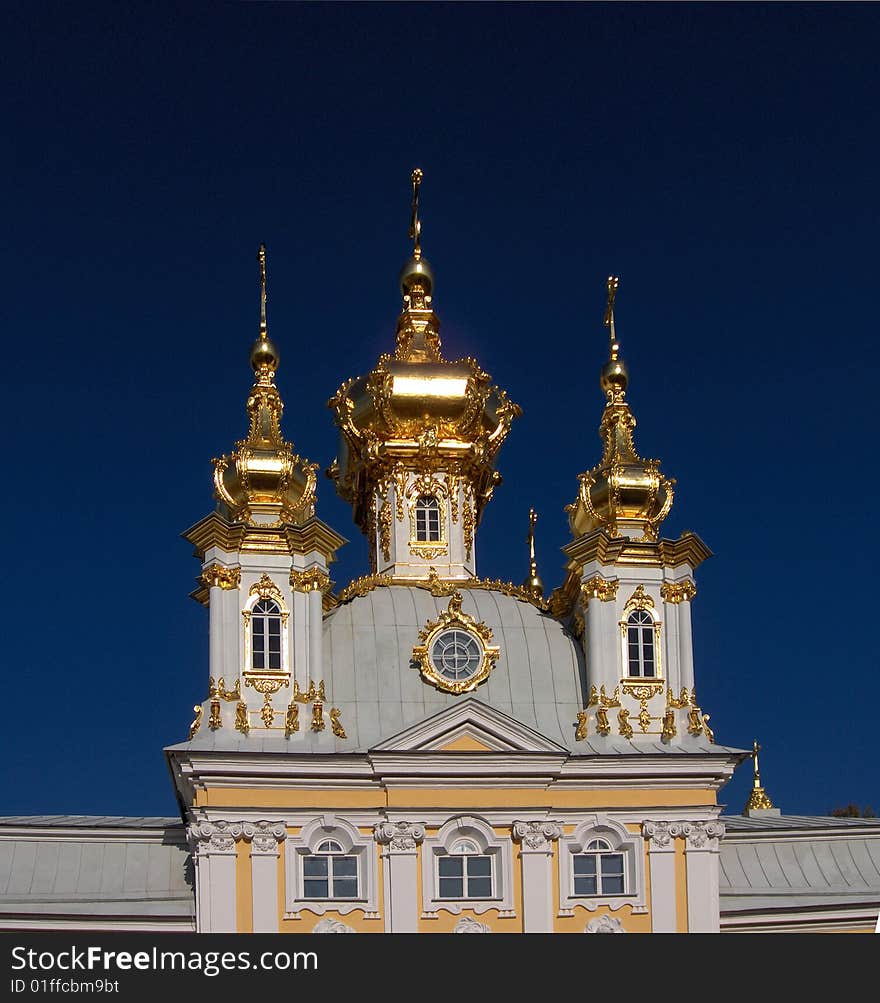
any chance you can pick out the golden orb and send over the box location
[400,254,434,295]
[250,336,279,374]
[600,357,628,397]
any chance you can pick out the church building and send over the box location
[2,172,878,934]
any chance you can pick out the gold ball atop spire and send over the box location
[250,335,279,376]
[600,357,628,398]
[411,167,424,185]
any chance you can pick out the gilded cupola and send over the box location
[328,170,520,578]
[567,277,675,543]
[212,245,318,527]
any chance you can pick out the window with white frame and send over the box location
[626,608,656,678]
[421,816,514,916]
[285,817,378,919]
[251,597,282,671]
[558,816,646,915]
[302,839,359,899]
[415,495,442,542]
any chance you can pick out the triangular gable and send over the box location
[371,698,568,755]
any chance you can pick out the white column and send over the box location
[243,821,286,933]
[664,601,681,694]
[190,821,242,933]
[513,821,563,932]
[684,821,724,933]
[308,586,323,683]
[292,590,310,690]
[643,821,686,933]
[678,599,695,693]
[586,599,615,691]
[374,821,425,933]
[208,585,223,682]
[223,587,240,682]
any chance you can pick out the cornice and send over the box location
[182,513,347,563]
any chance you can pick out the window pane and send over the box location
[268,618,280,636]
[333,856,357,878]
[252,650,265,669]
[438,876,463,898]
[438,857,463,878]
[467,876,492,898]
[331,877,358,898]
[253,619,265,635]
[303,857,328,878]
[467,856,491,878]
[268,652,281,670]
[600,854,625,894]
[574,874,598,895]
[573,855,597,877]
[303,878,329,897]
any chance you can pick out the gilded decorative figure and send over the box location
[330,707,347,739]
[208,697,221,731]
[661,708,677,741]
[188,705,203,740]
[596,706,611,736]
[311,700,325,732]
[576,710,589,741]
[260,692,275,729]
[285,701,299,737]
[618,707,633,739]
[235,701,249,735]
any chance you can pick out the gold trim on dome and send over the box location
[660,579,697,604]
[289,567,330,593]
[412,592,500,695]
[334,569,550,611]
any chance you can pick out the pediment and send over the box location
[371,699,568,755]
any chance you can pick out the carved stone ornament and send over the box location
[642,820,688,850]
[512,820,564,852]
[685,820,725,850]
[312,918,356,934]
[189,820,243,854]
[585,915,626,934]
[374,821,426,851]
[242,821,287,854]
[454,916,492,933]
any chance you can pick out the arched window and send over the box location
[415,495,442,542]
[251,598,282,671]
[626,609,655,678]
[302,839,359,899]
[437,838,493,899]
[572,838,626,896]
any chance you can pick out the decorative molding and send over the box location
[374,821,426,852]
[585,915,626,933]
[623,584,655,613]
[660,579,697,604]
[312,918,356,934]
[558,816,647,915]
[248,574,283,602]
[289,567,330,593]
[242,821,287,854]
[454,917,492,933]
[188,820,242,855]
[580,575,618,604]
[334,569,549,611]
[200,564,241,590]
[685,821,725,851]
[512,820,563,852]
[642,820,688,850]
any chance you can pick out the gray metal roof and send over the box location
[0,821,193,923]
[722,814,880,832]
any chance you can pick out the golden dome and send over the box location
[212,246,317,527]
[566,277,674,542]
[328,170,520,535]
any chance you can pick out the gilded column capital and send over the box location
[290,567,331,593]
[512,820,564,852]
[684,820,725,851]
[188,820,243,855]
[642,820,689,851]
[580,575,618,605]
[374,821,426,852]
[660,579,697,604]
[241,820,287,854]
[200,564,241,591]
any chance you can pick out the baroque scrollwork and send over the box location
[660,579,697,604]
[374,821,426,851]
[242,821,287,854]
[512,820,563,851]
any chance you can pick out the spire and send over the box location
[409,167,423,258]
[566,276,675,542]
[396,167,439,361]
[212,245,318,526]
[743,739,777,814]
[523,508,544,598]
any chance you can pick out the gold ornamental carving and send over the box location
[289,567,330,593]
[618,707,633,739]
[284,701,299,737]
[200,564,241,591]
[660,579,697,604]
[245,674,290,695]
[210,677,240,701]
[260,692,275,729]
[188,705,203,740]
[249,574,283,602]
[575,710,589,741]
[462,495,475,562]
[208,698,221,731]
[624,585,655,613]
[409,544,447,560]
[293,679,325,703]
[235,701,249,735]
[666,686,690,709]
[412,591,500,695]
[330,707,347,739]
[595,706,611,736]
[661,708,677,741]
[379,497,393,562]
[311,700,326,732]
[581,576,618,604]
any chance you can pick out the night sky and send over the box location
[3,4,877,819]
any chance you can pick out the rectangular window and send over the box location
[303,855,358,899]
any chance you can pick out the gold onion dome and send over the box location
[567,277,675,542]
[328,169,521,532]
[212,245,318,526]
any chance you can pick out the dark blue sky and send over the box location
[3,4,877,818]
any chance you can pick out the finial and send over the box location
[523,507,544,598]
[258,243,268,335]
[604,275,620,360]
[743,738,776,814]
[409,168,424,258]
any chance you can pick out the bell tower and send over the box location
[556,278,714,745]
[183,246,346,739]
[328,170,521,581]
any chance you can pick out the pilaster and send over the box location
[512,820,563,933]
[374,821,426,933]
[242,821,286,933]
[188,821,242,933]
[684,821,724,933]
[642,820,686,933]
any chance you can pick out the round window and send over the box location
[430,629,482,682]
